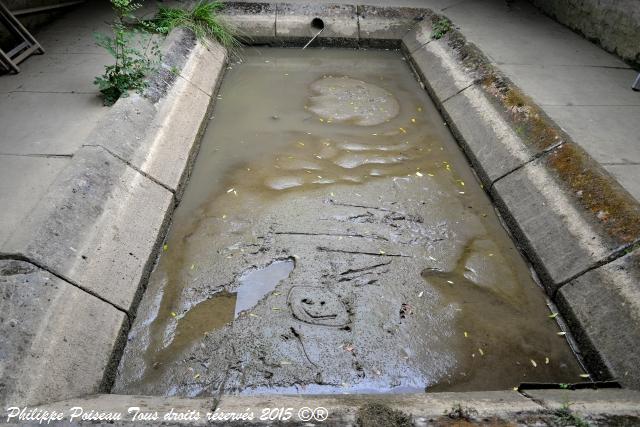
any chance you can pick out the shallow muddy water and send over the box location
[115,48,584,396]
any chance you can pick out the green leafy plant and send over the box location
[94,0,160,105]
[431,18,452,40]
[554,403,589,427]
[141,1,240,50]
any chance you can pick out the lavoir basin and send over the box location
[114,48,585,397]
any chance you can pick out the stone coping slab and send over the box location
[35,389,640,425]
[0,260,127,407]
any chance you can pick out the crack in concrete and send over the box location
[275,231,389,241]
[317,246,410,258]
[84,143,176,195]
[339,261,392,276]
[0,253,129,316]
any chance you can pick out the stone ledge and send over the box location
[556,251,640,389]
[37,390,640,424]
[87,30,228,197]
[0,145,173,312]
[0,260,127,407]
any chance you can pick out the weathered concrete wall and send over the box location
[529,0,640,66]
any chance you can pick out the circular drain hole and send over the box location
[310,17,325,32]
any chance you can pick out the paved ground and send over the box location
[0,0,167,246]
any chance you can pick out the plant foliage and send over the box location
[94,0,159,105]
[431,18,452,40]
[142,1,240,49]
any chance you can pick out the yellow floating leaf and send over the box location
[163,244,168,252]
[249,313,260,318]
[272,307,282,311]
[416,171,423,177]
[170,311,177,317]
[579,374,590,378]
[194,373,200,379]
[190,264,195,270]
[226,188,234,193]
[464,331,469,338]
[399,127,407,134]
[557,331,566,336]
[417,107,422,112]
[549,313,559,319]
[531,359,537,368]
[411,118,416,123]
[478,348,484,356]
[545,357,550,364]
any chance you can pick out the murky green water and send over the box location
[115,48,584,396]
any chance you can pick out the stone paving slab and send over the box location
[543,105,640,165]
[0,155,69,246]
[0,52,111,94]
[0,92,105,156]
[603,165,640,202]
[556,251,640,389]
[0,146,173,312]
[500,64,640,107]
[0,259,127,407]
[442,0,630,68]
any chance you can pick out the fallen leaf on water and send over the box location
[464,331,469,338]
[417,106,423,112]
[399,127,407,134]
[249,313,260,318]
[479,348,484,356]
[418,291,424,297]
[163,244,168,252]
[170,311,177,318]
[579,374,590,378]
[549,313,559,319]
[194,374,200,379]
[513,387,518,391]
[379,250,386,254]
[226,188,234,193]
[272,307,282,311]
[545,357,550,364]
[190,264,195,270]
[411,118,416,123]
[416,172,423,177]
[531,359,537,368]
[557,332,566,336]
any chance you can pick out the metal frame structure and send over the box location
[0,0,44,73]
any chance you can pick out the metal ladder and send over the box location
[0,0,44,73]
